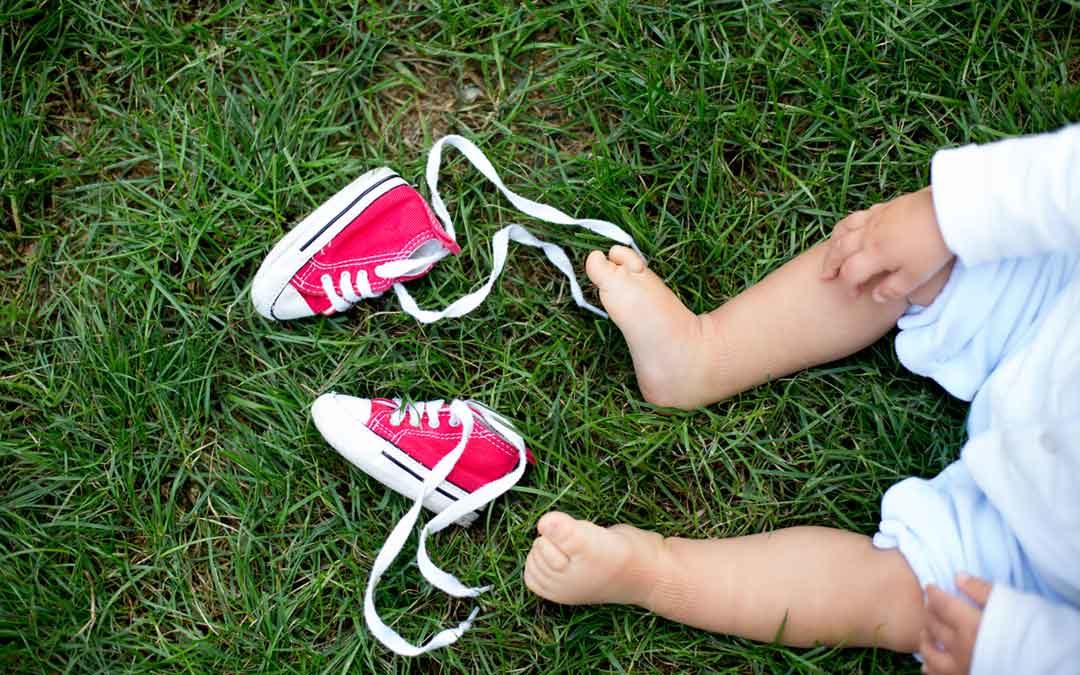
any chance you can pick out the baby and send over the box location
[524,124,1080,674]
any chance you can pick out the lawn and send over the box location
[2,1,1077,672]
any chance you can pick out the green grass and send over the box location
[2,1,1077,672]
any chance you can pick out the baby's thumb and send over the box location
[957,573,992,608]
[871,270,916,304]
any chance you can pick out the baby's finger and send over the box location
[957,573,992,608]
[871,269,918,304]
[926,611,956,651]
[833,209,870,235]
[821,212,868,279]
[837,250,889,297]
[919,628,956,675]
[927,584,981,630]
[821,232,857,280]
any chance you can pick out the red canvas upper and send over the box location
[289,185,460,315]
[365,398,535,493]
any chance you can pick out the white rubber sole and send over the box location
[311,394,478,527]
[251,167,408,320]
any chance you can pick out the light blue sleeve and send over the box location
[931,124,1080,265]
[972,584,1080,675]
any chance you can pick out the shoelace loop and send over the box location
[387,398,460,429]
[392,135,644,324]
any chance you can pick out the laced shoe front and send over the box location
[251,168,460,320]
[312,393,534,524]
[311,393,534,656]
[252,135,642,324]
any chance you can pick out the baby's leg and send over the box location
[590,243,952,409]
[524,513,923,652]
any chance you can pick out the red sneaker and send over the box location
[312,393,535,656]
[251,167,460,320]
[311,393,533,526]
[252,135,643,325]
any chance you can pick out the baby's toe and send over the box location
[537,511,589,557]
[524,550,556,598]
[523,552,542,591]
[585,250,617,287]
[533,536,570,571]
[607,245,645,272]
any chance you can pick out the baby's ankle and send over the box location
[634,534,690,615]
[633,313,713,409]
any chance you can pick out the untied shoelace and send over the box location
[321,135,644,322]
[364,399,528,656]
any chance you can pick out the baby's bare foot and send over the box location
[524,512,666,607]
[587,246,711,409]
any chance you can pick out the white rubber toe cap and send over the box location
[251,270,314,320]
[268,284,316,320]
[312,393,372,445]
[250,273,278,320]
[250,252,309,320]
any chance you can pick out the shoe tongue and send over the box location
[467,401,526,452]
[374,240,450,279]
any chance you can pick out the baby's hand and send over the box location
[821,187,954,303]
[920,574,993,675]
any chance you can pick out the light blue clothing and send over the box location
[871,124,1080,674]
[894,253,1080,436]
[876,257,1079,599]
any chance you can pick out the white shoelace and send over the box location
[320,135,644,322]
[321,269,374,312]
[364,399,528,656]
[320,256,442,313]
[388,398,459,428]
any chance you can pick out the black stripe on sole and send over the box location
[380,450,471,506]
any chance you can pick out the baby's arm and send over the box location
[822,124,1080,301]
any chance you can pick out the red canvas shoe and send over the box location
[251,167,460,320]
[312,393,535,656]
[252,135,643,325]
[311,393,534,526]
